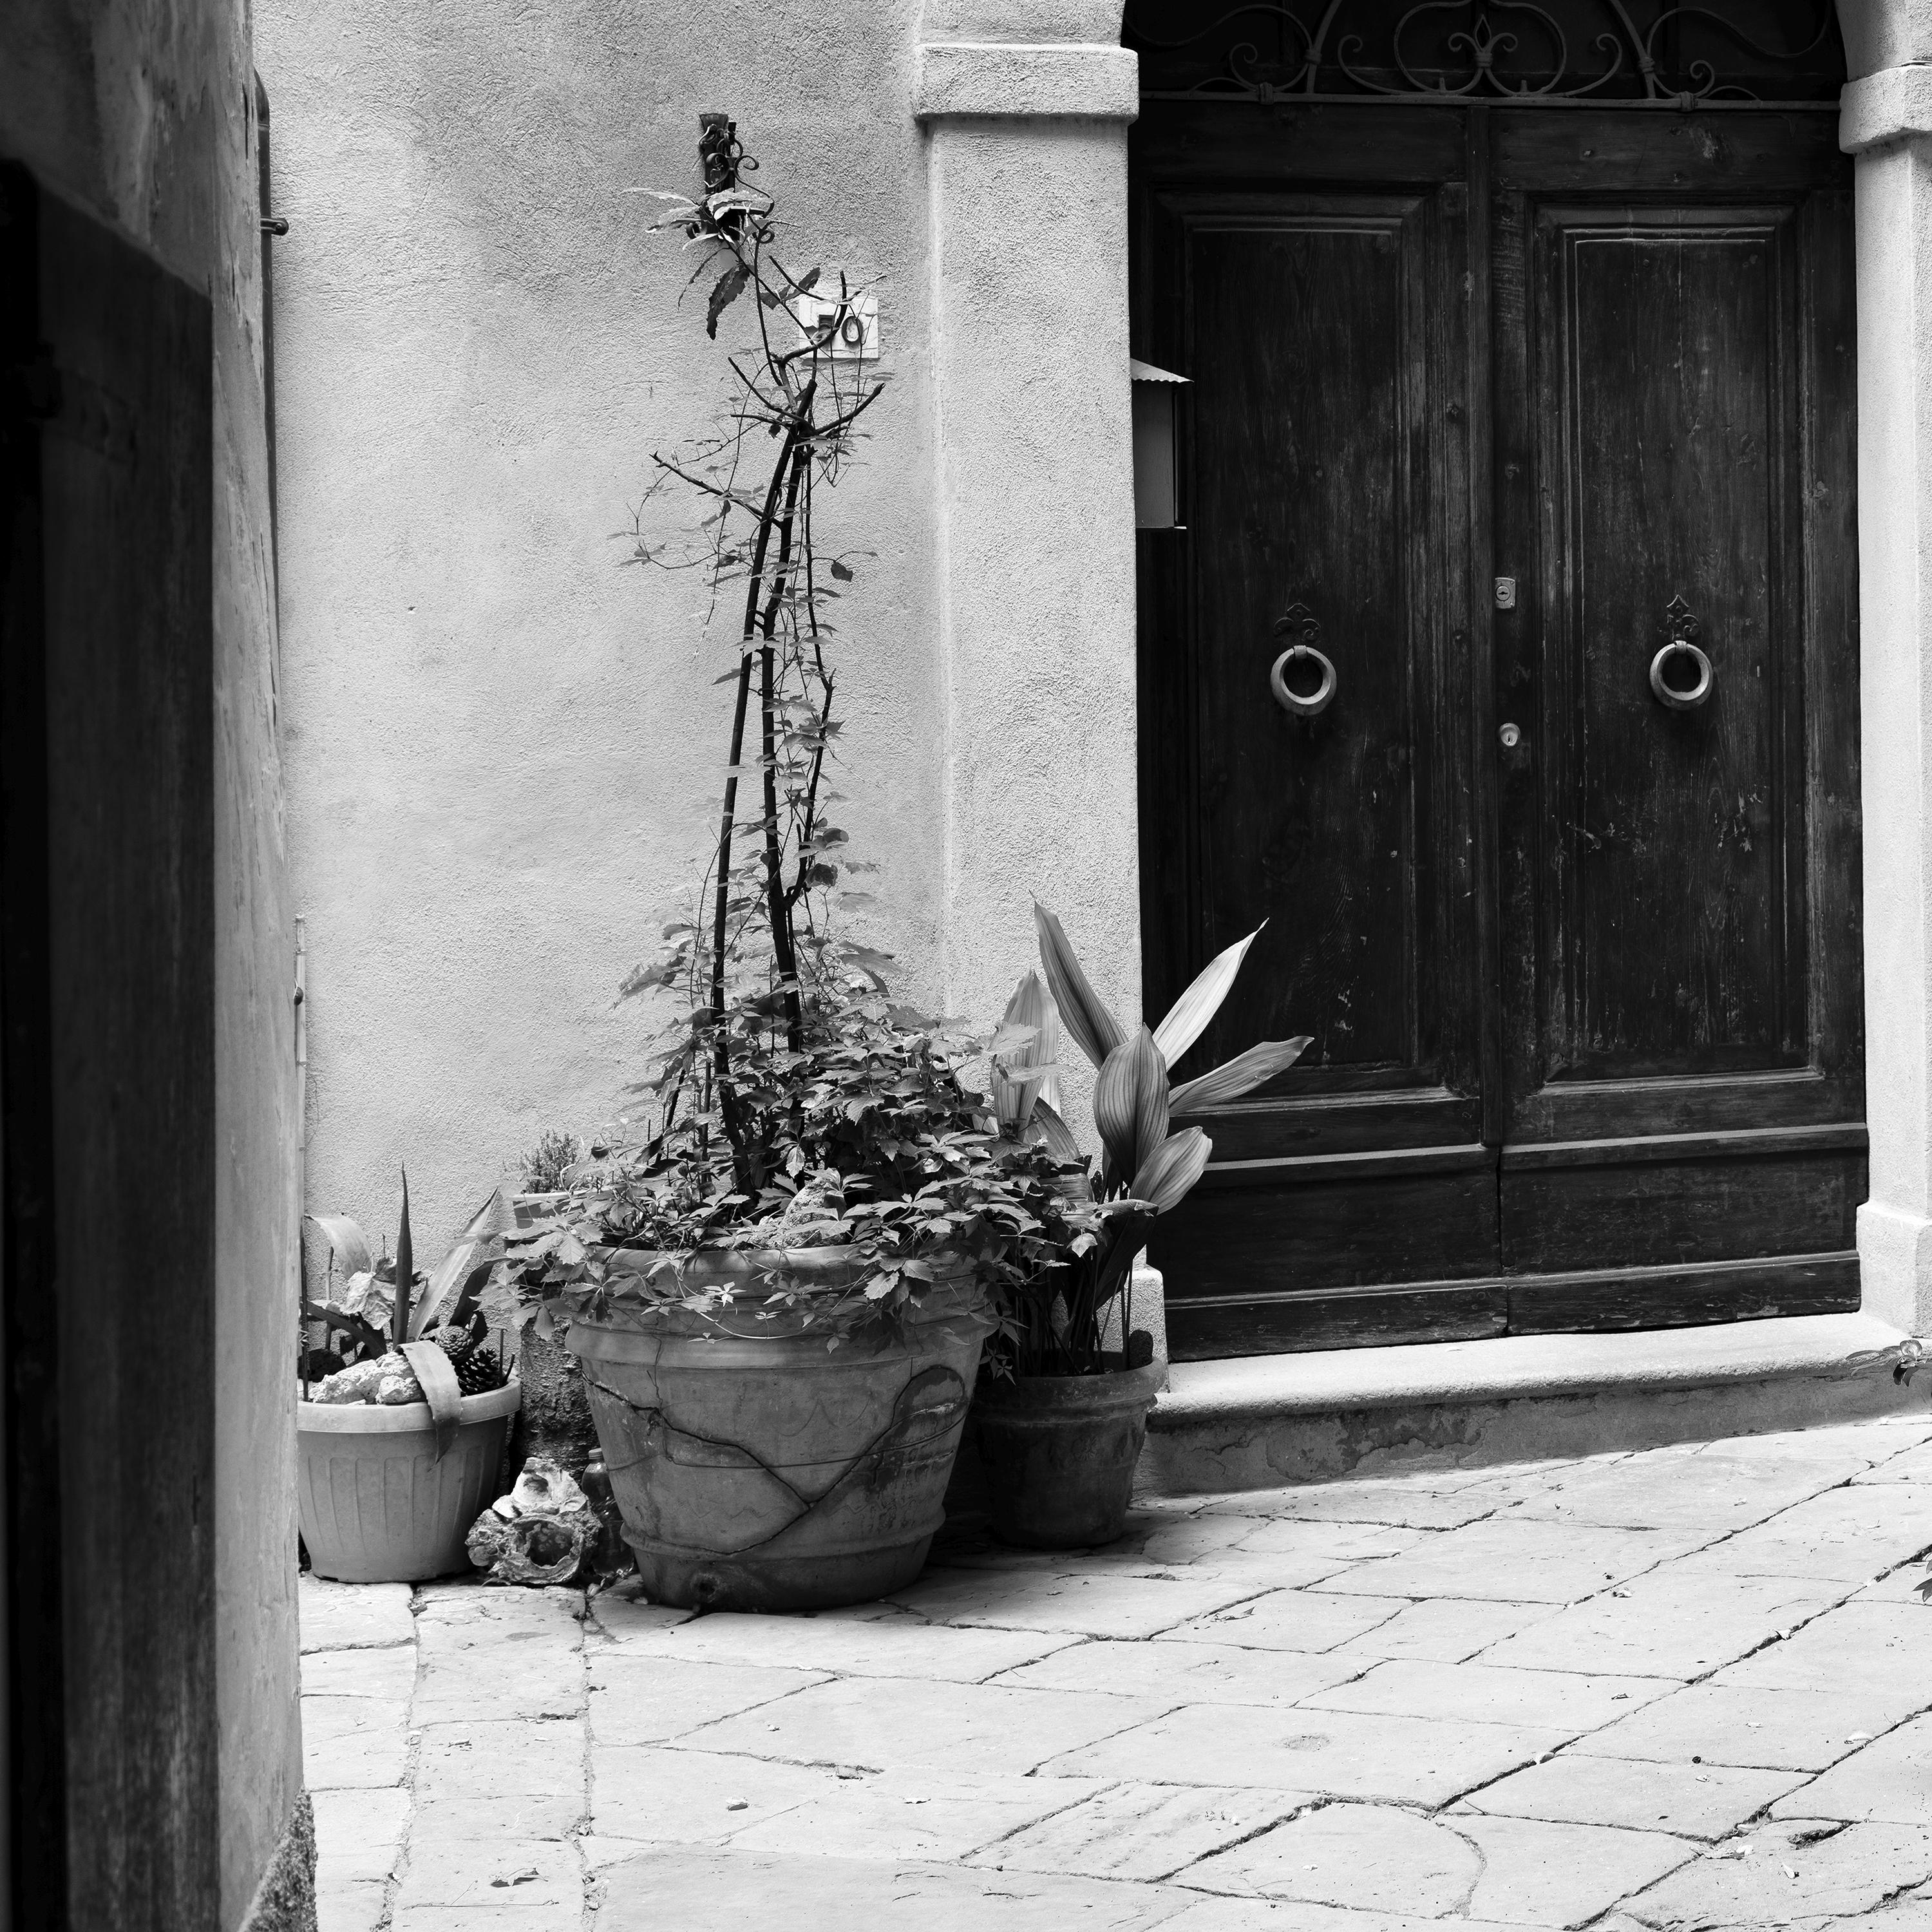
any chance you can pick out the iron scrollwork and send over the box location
[1128,0,1840,109]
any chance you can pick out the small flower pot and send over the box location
[297,1382,520,1583]
[972,1359,1165,1548]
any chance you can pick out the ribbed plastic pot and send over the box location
[297,1383,520,1583]
[973,1360,1165,1548]
[567,1251,993,1613]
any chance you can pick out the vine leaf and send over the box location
[706,264,751,339]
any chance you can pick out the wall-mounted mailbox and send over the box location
[1132,358,1188,531]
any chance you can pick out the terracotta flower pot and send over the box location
[567,1249,992,1613]
[297,1382,520,1583]
[972,1359,1165,1548]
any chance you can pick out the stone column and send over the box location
[1842,0,1932,1335]
[914,4,1142,1057]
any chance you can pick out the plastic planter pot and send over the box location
[972,1359,1166,1548]
[297,1382,520,1583]
[567,1250,994,1613]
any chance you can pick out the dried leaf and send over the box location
[303,1213,374,1278]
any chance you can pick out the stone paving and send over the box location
[303,1412,1932,1930]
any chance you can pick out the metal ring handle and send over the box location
[1649,639,1713,711]
[1271,644,1337,718]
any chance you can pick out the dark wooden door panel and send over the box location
[1133,99,1861,1359]
[1137,162,1490,1358]
[1189,204,1429,1083]
[1538,208,1804,1085]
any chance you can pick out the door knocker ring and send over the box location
[1271,645,1338,718]
[1270,601,1336,718]
[1651,595,1714,711]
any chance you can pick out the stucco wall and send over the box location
[258,0,957,1247]
[0,3,304,1925]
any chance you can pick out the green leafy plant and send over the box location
[520,1130,583,1196]
[302,1181,516,1385]
[512,123,1093,1342]
[985,905,1311,1376]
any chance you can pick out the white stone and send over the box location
[587,1846,1189,1930]
[887,1566,1269,1638]
[302,1645,417,1703]
[730,1766,1108,1862]
[1480,1567,1844,1679]
[1298,1658,1671,1734]
[587,1653,829,1747]
[591,1607,1079,1683]
[1575,1680,1929,1774]
[981,1783,1305,1885]
[315,1879,388,1932]
[1184,1803,1691,1925]
[1329,1596,1559,1664]
[299,1577,417,1654]
[392,1837,581,1911]
[1767,1714,1932,1823]
[1459,1752,1806,1841]
[1040,1702,1570,1805]
[312,1786,410,1885]
[412,1718,585,1802]
[302,1695,411,1790]
[1165,1589,1410,1654]
[681,1674,1164,1777]
[1620,1819,1932,1925]
[1316,1517,1703,1604]
[990,1635,1365,1707]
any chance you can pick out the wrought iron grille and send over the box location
[1125,0,1844,108]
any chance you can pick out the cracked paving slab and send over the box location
[301,1411,1932,1929]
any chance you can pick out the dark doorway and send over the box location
[1128,5,1862,1359]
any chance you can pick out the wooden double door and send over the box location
[1134,104,1863,1359]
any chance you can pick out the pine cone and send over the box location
[452,1348,501,1396]
[424,1317,500,1396]
[422,1321,477,1361]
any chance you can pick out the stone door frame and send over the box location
[914,0,1932,1341]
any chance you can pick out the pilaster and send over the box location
[915,10,1142,1064]
[1844,48,1932,1334]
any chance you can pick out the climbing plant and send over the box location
[512,118,1087,1332]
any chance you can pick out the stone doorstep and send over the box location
[1142,1314,1922,1495]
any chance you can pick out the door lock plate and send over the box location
[1495,576,1517,610]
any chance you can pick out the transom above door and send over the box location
[1129,44,1862,1358]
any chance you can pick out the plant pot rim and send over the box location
[974,1358,1165,1413]
[594,1242,971,1278]
[297,1379,521,1432]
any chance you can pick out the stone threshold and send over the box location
[1142,1312,1922,1495]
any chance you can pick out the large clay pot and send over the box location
[567,1250,993,1612]
[973,1359,1164,1548]
[298,1382,520,1582]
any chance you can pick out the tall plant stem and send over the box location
[710,379,816,1185]
[760,443,811,1049]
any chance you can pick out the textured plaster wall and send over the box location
[1838,0,1932,80]
[258,0,953,1248]
[0,1,304,1925]
[924,102,1140,1120]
